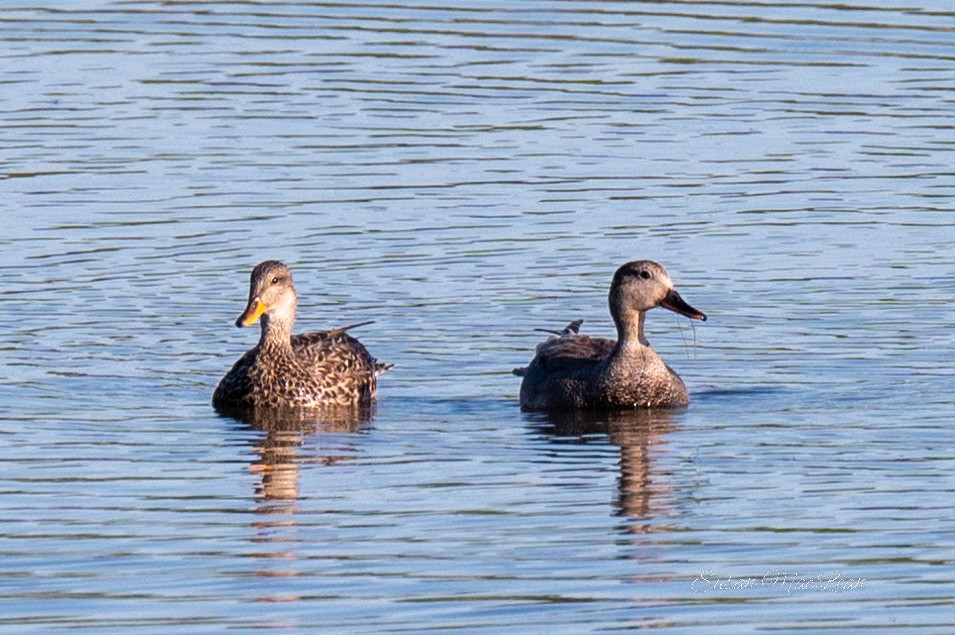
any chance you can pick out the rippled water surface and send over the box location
[2,1,954,632]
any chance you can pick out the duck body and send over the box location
[213,261,390,413]
[515,261,705,411]
[213,324,384,411]
[517,327,690,409]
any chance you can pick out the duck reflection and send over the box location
[529,409,677,533]
[225,405,373,593]
[237,404,373,503]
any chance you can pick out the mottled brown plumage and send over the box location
[213,261,391,415]
[515,261,706,410]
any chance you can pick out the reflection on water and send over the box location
[243,405,372,501]
[529,409,676,533]
[246,406,371,598]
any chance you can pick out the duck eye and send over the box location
[271,276,280,285]
[639,270,651,280]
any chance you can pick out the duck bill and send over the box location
[235,298,268,328]
[660,288,707,321]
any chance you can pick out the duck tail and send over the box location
[532,319,583,337]
[330,320,376,336]
[375,362,395,377]
[562,319,583,335]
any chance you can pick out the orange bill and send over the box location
[235,298,268,327]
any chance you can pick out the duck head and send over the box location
[609,260,706,321]
[236,260,298,329]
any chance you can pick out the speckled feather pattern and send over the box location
[212,261,390,414]
[213,328,383,410]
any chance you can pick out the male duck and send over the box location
[213,260,391,413]
[514,260,706,410]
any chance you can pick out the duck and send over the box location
[212,260,391,413]
[514,260,706,410]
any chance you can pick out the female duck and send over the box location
[515,260,706,410]
[213,261,391,413]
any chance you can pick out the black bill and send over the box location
[660,288,706,321]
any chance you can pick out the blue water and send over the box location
[2,1,954,632]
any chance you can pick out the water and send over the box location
[2,1,954,632]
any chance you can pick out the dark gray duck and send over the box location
[213,261,391,413]
[514,260,706,410]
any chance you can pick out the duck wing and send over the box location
[533,333,616,371]
[292,322,388,376]
[513,320,615,376]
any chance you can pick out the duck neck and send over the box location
[609,282,649,359]
[613,307,648,357]
[257,313,295,355]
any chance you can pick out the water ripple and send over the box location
[2,1,954,632]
